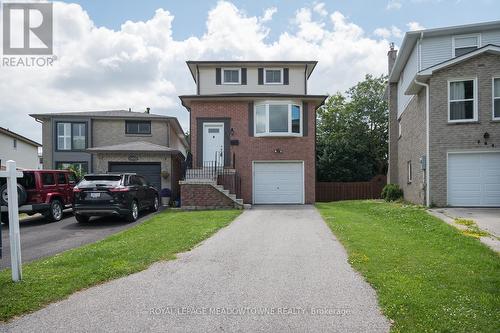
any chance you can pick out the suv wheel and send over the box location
[0,183,27,206]
[151,196,159,212]
[46,200,64,222]
[75,214,89,223]
[126,200,139,223]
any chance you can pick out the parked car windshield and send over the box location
[77,175,122,188]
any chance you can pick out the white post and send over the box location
[6,161,23,281]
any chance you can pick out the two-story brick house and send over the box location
[30,110,188,200]
[180,61,327,206]
[388,21,500,207]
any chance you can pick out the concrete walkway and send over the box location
[2,206,390,333]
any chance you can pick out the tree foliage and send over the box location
[316,74,388,182]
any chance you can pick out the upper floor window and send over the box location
[453,34,480,57]
[125,121,151,135]
[57,122,86,150]
[13,139,17,149]
[448,79,477,122]
[264,68,283,84]
[407,161,412,184]
[254,101,302,136]
[222,68,240,84]
[494,78,500,120]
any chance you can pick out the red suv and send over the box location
[0,170,77,224]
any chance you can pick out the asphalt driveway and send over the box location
[2,205,390,333]
[1,209,159,269]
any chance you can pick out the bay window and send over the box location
[254,101,302,136]
[494,78,500,120]
[448,79,477,122]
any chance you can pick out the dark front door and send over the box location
[109,163,162,191]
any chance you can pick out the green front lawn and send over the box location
[0,209,241,321]
[316,201,500,333]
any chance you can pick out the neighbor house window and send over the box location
[56,162,88,175]
[222,68,240,84]
[57,122,87,150]
[13,139,17,149]
[448,79,477,122]
[264,68,283,84]
[493,78,500,120]
[398,120,402,138]
[453,34,480,57]
[254,101,302,136]
[125,121,151,135]
[407,161,412,184]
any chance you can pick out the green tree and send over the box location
[316,74,388,182]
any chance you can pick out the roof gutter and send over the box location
[414,78,430,207]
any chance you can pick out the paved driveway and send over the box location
[2,206,390,333]
[435,208,500,237]
[1,209,159,269]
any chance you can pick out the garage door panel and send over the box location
[448,152,500,207]
[109,163,161,191]
[253,162,303,204]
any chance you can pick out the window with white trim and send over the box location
[254,102,302,136]
[449,79,476,122]
[264,68,282,84]
[222,68,240,84]
[407,160,412,184]
[493,78,500,120]
[453,35,479,57]
[398,120,402,138]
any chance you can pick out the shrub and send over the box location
[381,184,403,202]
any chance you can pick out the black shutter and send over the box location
[248,102,254,136]
[258,68,264,85]
[216,68,221,85]
[283,68,289,85]
[241,68,247,85]
[302,102,308,136]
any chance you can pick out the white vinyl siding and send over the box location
[420,29,500,70]
[397,44,418,117]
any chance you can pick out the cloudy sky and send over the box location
[1,0,499,143]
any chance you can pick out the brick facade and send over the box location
[389,52,500,206]
[397,89,427,205]
[181,183,240,209]
[189,100,316,204]
[428,53,500,206]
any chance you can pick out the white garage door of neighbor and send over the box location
[448,152,500,207]
[253,162,304,204]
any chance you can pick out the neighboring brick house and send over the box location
[30,110,188,200]
[388,21,500,207]
[180,61,327,207]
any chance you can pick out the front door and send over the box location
[203,123,224,164]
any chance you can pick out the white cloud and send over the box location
[374,26,403,39]
[407,21,425,31]
[313,2,328,16]
[386,0,402,10]
[261,7,277,22]
[0,1,389,143]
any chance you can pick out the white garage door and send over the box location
[448,152,500,207]
[253,162,304,204]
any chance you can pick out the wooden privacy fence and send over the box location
[316,175,387,202]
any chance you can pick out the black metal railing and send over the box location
[183,149,241,199]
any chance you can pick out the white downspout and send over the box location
[414,79,430,206]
